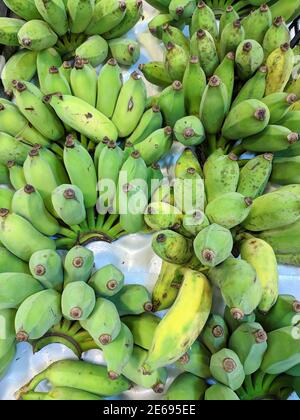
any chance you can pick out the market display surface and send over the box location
[0,0,300,401]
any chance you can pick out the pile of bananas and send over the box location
[0,0,300,401]
[146,0,300,21]
[0,0,143,61]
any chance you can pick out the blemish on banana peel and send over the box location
[128,98,134,112]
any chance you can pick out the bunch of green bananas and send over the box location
[146,0,300,21]
[0,0,144,63]
[15,293,300,400]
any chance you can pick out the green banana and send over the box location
[109,38,140,66]
[139,61,173,88]
[102,0,143,40]
[64,135,97,209]
[127,106,163,145]
[158,81,186,127]
[0,17,25,46]
[206,192,253,229]
[148,13,175,39]
[151,261,184,312]
[182,56,206,116]
[44,92,118,143]
[201,314,229,354]
[18,19,58,51]
[37,47,62,92]
[231,66,268,108]
[176,340,211,379]
[235,40,264,81]
[143,269,212,372]
[0,273,43,310]
[145,201,183,232]
[122,313,161,350]
[200,75,229,135]
[85,0,127,35]
[34,0,68,36]
[242,125,299,153]
[88,264,124,297]
[63,246,94,286]
[256,295,300,332]
[174,169,205,214]
[215,52,235,106]
[0,309,16,360]
[52,184,86,226]
[169,0,196,20]
[208,258,263,318]
[13,81,64,142]
[257,218,300,255]
[261,326,300,375]
[0,247,30,274]
[210,349,245,391]
[97,58,123,119]
[263,16,290,59]
[270,0,300,24]
[145,0,170,13]
[165,372,207,400]
[94,138,109,168]
[62,282,96,321]
[194,224,233,268]
[22,387,103,401]
[242,4,272,44]
[183,210,209,236]
[15,289,62,342]
[190,1,218,39]
[243,189,300,231]
[112,72,147,138]
[265,43,294,95]
[271,157,300,185]
[0,188,13,210]
[1,50,37,96]
[0,209,56,262]
[205,384,240,400]
[241,237,279,314]
[175,148,203,179]
[204,149,239,203]
[162,24,190,53]
[29,249,63,291]
[102,323,134,380]
[190,29,219,77]
[220,20,245,60]
[165,42,189,82]
[70,58,97,106]
[17,360,131,398]
[123,345,167,393]
[152,230,194,265]
[7,161,26,190]
[151,184,174,206]
[262,93,298,124]
[80,297,121,346]
[219,5,239,36]
[278,111,300,133]
[237,153,273,199]
[224,307,256,334]
[222,99,270,140]
[0,164,10,185]
[229,322,268,375]
[0,344,16,380]
[67,0,95,34]
[12,184,65,237]
[135,127,173,165]
[3,0,41,20]
[109,285,153,316]
[0,132,31,166]
[75,35,109,67]
[39,66,71,96]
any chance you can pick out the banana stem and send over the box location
[253,371,267,394]
[16,372,47,398]
[49,143,64,157]
[70,225,81,234]
[58,227,78,240]
[102,214,119,231]
[55,237,76,249]
[108,223,125,238]
[231,144,246,156]
[21,392,46,401]
[87,207,96,230]
[262,374,279,393]
[81,135,88,149]
[80,221,89,231]
[80,340,99,352]
[238,159,250,167]
[88,141,95,152]
[96,213,106,230]
[244,375,255,396]
[207,134,217,154]
[236,386,250,401]
[68,322,83,336]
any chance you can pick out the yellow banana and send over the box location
[240,237,279,314]
[266,43,295,95]
[143,269,212,373]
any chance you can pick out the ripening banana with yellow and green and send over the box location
[0,0,300,402]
